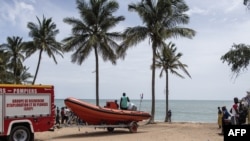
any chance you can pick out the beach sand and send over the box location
[35,122,223,141]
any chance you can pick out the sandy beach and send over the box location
[34,122,223,141]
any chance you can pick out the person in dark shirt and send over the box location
[56,107,60,126]
[167,110,172,123]
[115,100,119,109]
[60,107,65,124]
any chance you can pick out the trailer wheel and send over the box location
[107,127,114,132]
[7,126,32,141]
[129,122,138,133]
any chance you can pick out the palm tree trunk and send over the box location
[164,70,169,122]
[32,49,43,85]
[94,47,99,106]
[148,46,156,124]
[14,60,17,84]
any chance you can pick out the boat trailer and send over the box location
[77,121,139,133]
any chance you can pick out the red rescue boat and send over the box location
[64,97,151,132]
[64,97,151,125]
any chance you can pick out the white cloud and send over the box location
[224,0,241,13]
[186,7,208,16]
[0,0,35,27]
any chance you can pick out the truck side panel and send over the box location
[0,94,3,134]
[5,94,51,117]
[0,84,55,136]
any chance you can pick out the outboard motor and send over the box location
[128,102,137,111]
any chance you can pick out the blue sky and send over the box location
[1,0,250,100]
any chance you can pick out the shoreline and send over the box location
[34,122,224,141]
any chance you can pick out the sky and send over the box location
[0,0,250,101]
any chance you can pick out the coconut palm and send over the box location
[0,36,26,84]
[16,66,33,84]
[155,42,191,122]
[221,43,250,78]
[244,0,250,7]
[25,16,63,84]
[119,0,195,123]
[0,50,13,83]
[62,0,124,106]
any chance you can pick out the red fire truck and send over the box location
[0,84,55,141]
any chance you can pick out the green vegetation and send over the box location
[155,42,191,122]
[221,43,250,78]
[0,0,199,123]
[119,0,195,123]
[0,36,32,84]
[220,0,250,78]
[24,16,63,84]
[62,0,125,106]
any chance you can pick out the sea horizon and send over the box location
[55,99,233,123]
[55,98,232,101]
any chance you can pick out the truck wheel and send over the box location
[7,126,31,141]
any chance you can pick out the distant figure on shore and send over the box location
[115,100,119,109]
[221,106,231,134]
[230,97,239,125]
[120,92,130,110]
[238,100,248,125]
[60,107,65,124]
[217,107,222,128]
[167,110,172,123]
[244,91,250,124]
[56,107,60,126]
[64,107,70,124]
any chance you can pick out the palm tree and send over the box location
[244,0,250,7]
[155,42,191,122]
[0,36,26,84]
[0,50,13,83]
[16,66,33,84]
[25,16,63,84]
[119,0,195,123]
[62,0,125,106]
[221,43,250,78]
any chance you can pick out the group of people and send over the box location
[217,92,250,134]
[55,106,82,126]
[55,106,71,126]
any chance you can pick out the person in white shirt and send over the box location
[230,97,239,125]
[64,107,71,124]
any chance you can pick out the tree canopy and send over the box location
[221,43,250,77]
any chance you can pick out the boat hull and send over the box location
[64,97,151,125]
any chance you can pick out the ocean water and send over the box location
[55,99,232,123]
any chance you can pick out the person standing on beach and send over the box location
[230,97,239,125]
[238,101,248,125]
[245,91,250,124]
[64,107,70,124]
[221,106,231,134]
[55,107,60,126]
[217,107,222,128]
[60,107,65,124]
[120,92,130,110]
[167,110,172,123]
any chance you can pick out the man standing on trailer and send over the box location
[120,92,130,110]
